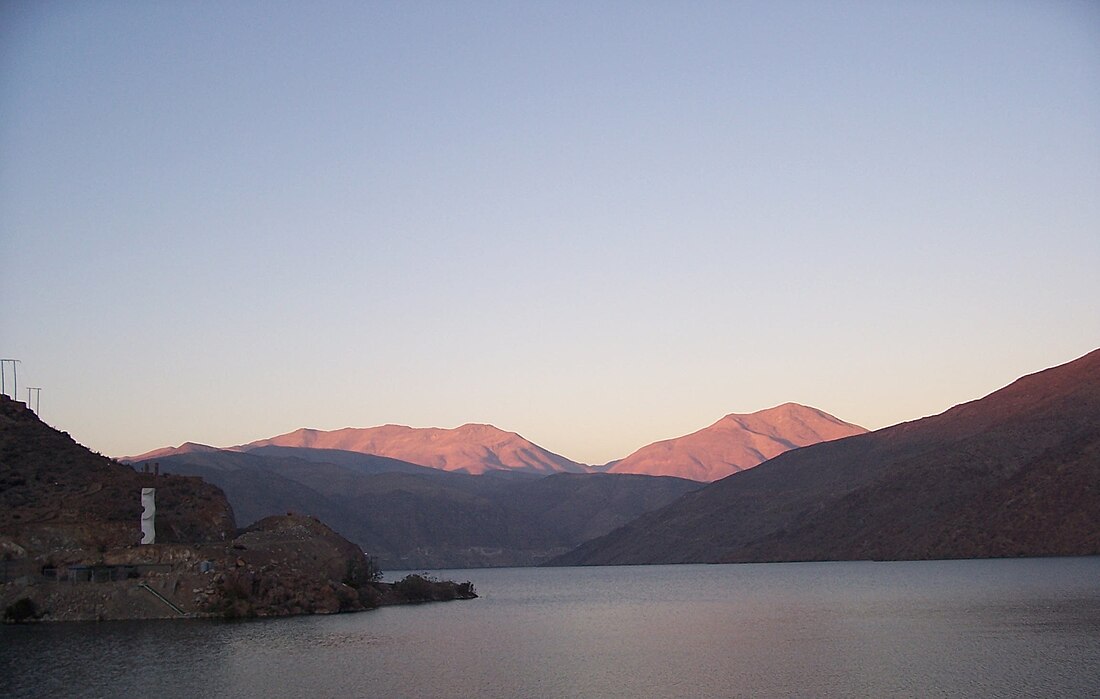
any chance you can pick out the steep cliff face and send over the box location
[0,395,235,555]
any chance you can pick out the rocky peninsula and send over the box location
[0,395,475,622]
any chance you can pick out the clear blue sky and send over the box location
[2,1,1097,464]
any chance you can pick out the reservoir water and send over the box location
[3,557,1099,697]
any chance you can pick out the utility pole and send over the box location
[0,359,20,399]
[27,387,41,414]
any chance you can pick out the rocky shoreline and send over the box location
[1,395,475,623]
[3,574,477,623]
[3,515,476,623]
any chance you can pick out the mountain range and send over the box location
[119,348,1100,569]
[127,403,864,482]
[243,423,589,475]
[553,347,1100,565]
[120,404,861,567]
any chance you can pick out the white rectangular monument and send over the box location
[140,487,156,544]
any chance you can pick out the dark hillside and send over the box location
[1,396,475,621]
[0,395,235,554]
[554,349,1100,565]
[144,448,700,569]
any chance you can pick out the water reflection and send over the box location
[3,557,1099,698]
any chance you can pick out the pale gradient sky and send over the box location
[1,1,1097,465]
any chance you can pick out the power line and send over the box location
[26,387,41,414]
[0,359,20,398]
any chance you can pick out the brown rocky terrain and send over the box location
[554,348,1100,565]
[2,513,475,622]
[607,403,867,481]
[0,395,475,622]
[0,395,235,554]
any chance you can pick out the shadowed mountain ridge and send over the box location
[134,446,702,569]
[553,348,1100,565]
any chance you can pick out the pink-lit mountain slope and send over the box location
[607,403,867,481]
[241,423,590,476]
[554,347,1100,566]
[122,441,220,462]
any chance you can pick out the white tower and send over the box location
[140,488,156,544]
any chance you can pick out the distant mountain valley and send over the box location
[125,447,702,569]
[121,404,862,567]
[118,349,1100,571]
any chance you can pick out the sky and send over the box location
[1,1,1097,465]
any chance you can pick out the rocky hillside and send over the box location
[607,403,866,481]
[0,395,235,554]
[2,513,474,622]
[0,396,475,621]
[200,514,474,618]
[554,348,1100,565]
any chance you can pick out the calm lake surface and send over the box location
[3,557,1099,698]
